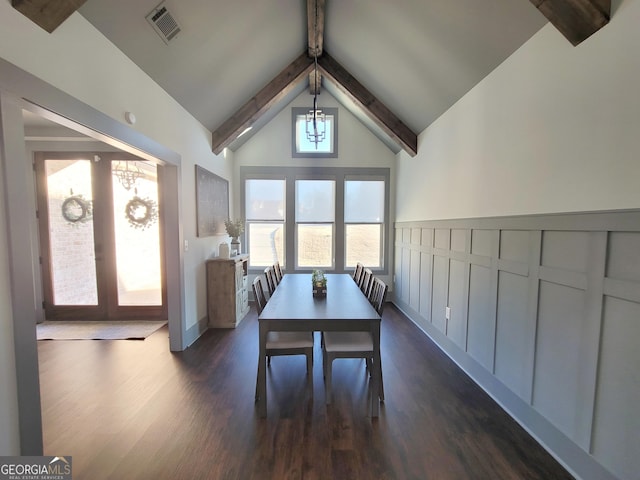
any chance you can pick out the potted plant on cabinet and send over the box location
[224,218,244,255]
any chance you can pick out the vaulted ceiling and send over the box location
[13,0,610,156]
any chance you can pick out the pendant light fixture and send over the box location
[305,1,326,149]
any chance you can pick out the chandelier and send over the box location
[305,1,326,149]
[112,161,142,191]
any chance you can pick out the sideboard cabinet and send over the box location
[206,254,249,328]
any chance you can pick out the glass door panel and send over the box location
[44,159,98,305]
[36,152,166,321]
[111,161,162,306]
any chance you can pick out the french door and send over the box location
[35,152,167,321]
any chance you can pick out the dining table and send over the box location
[256,273,382,417]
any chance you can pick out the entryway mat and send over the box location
[36,321,167,340]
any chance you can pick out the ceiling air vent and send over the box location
[146,2,181,44]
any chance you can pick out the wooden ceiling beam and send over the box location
[309,70,321,95]
[211,52,314,155]
[529,0,610,46]
[12,0,87,33]
[307,0,326,58]
[318,52,418,157]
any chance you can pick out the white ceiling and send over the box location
[77,0,547,151]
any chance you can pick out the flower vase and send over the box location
[312,281,327,298]
[230,237,241,255]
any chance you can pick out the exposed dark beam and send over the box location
[307,0,325,57]
[211,53,314,155]
[318,52,418,157]
[309,70,321,95]
[529,0,610,46]
[12,0,87,33]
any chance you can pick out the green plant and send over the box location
[311,269,327,287]
[224,218,245,238]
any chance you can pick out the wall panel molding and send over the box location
[394,209,640,480]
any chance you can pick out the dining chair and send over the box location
[359,267,373,298]
[368,277,388,316]
[263,266,277,296]
[252,276,314,400]
[273,261,284,285]
[322,276,388,405]
[353,262,364,285]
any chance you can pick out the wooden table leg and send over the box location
[257,322,267,417]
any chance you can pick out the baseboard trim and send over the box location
[184,316,209,348]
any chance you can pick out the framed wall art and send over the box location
[195,165,228,237]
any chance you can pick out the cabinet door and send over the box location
[235,263,244,291]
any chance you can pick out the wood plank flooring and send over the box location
[38,304,574,479]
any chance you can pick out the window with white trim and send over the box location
[295,179,335,268]
[245,178,285,268]
[242,167,389,274]
[292,107,338,158]
[344,178,385,268]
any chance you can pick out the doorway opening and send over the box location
[34,152,167,321]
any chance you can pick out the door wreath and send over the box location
[61,195,93,224]
[125,196,158,230]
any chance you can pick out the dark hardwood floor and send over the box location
[38,304,574,479]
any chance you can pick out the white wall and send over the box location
[396,0,640,221]
[0,3,234,334]
[0,3,234,453]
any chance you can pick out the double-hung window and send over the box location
[245,178,285,268]
[242,167,389,274]
[295,179,335,269]
[344,178,385,268]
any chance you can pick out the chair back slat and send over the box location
[252,276,267,314]
[360,268,373,297]
[273,262,283,284]
[263,266,276,295]
[353,262,364,284]
[368,276,379,303]
[370,277,388,315]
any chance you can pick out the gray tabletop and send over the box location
[258,273,380,324]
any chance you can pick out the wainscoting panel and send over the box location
[500,229,530,263]
[401,244,410,305]
[394,210,640,480]
[451,228,466,252]
[592,296,640,480]
[471,228,493,256]
[448,258,468,349]
[409,249,421,312]
[431,254,449,334]
[590,230,640,480]
[467,263,494,371]
[418,251,433,324]
[495,270,531,400]
[534,280,590,448]
[607,231,640,282]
